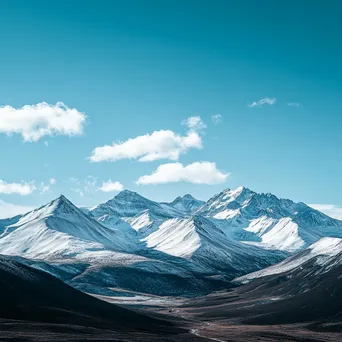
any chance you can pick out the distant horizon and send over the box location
[1,185,342,221]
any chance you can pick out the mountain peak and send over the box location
[168,194,205,214]
[234,186,253,194]
[237,185,251,192]
[97,189,165,218]
[171,194,195,203]
[218,186,254,200]
[114,189,143,200]
[56,194,68,203]
[182,194,196,200]
[118,189,137,195]
[52,194,76,207]
[172,193,201,202]
[48,194,80,215]
[13,194,83,227]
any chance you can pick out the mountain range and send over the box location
[1,186,342,340]
[0,186,341,298]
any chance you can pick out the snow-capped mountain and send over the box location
[163,194,205,215]
[0,195,144,262]
[91,190,182,219]
[142,214,285,275]
[88,189,286,273]
[234,236,342,284]
[89,190,186,237]
[198,186,342,251]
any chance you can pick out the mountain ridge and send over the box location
[1,186,342,298]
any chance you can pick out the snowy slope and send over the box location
[142,215,286,276]
[89,190,186,237]
[121,210,167,238]
[199,186,342,251]
[142,217,202,258]
[235,237,342,283]
[0,195,145,263]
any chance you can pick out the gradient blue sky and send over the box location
[0,0,341,215]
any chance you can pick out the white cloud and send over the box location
[136,161,229,185]
[90,116,206,163]
[90,130,202,163]
[49,178,56,185]
[0,102,86,142]
[0,180,35,195]
[98,180,124,192]
[248,97,277,108]
[287,102,302,108]
[181,116,206,132]
[68,176,123,195]
[0,200,34,219]
[211,114,222,124]
[308,204,342,220]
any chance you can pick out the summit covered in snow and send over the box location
[197,186,342,252]
[0,195,145,263]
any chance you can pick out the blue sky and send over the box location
[0,0,341,217]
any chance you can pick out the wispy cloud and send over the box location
[136,161,229,185]
[287,102,302,108]
[181,116,207,132]
[248,97,277,108]
[39,184,50,195]
[98,180,124,192]
[90,116,205,163]
[83,176,98,193]
[211,114,222,124]
[37,178,57,195]
[69,177,88,197]
[0,102,86,142]
[0,200,34,219]
[0,179,35,195]
[308,204,342,220]
[68,176,124,195]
